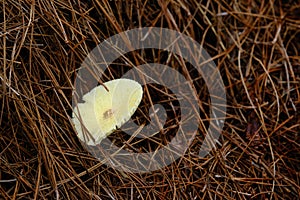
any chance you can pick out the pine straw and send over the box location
[1,0,300,199]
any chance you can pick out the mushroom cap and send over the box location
[72,78,143,146]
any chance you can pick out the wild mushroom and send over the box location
[72,78,143,146]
